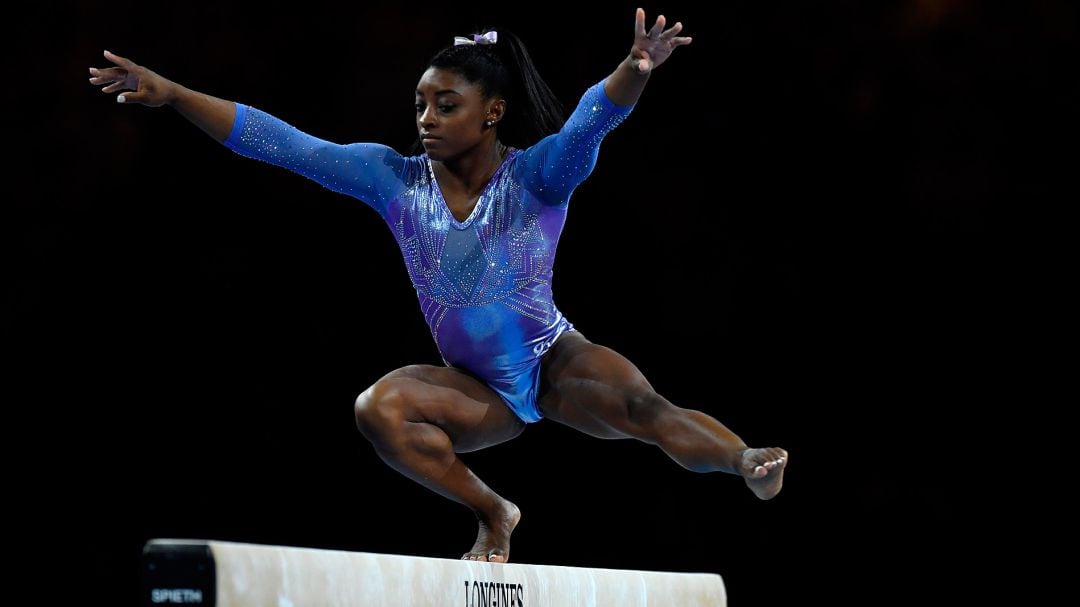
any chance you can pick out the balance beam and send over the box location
[143,539,726,606]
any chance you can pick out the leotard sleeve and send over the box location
[223,104,406,218]
[516,79,635,207]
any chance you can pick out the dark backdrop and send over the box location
[13,1,1068,605]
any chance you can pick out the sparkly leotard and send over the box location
[223,79,633,423]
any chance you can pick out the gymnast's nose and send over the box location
[419,105,437,129]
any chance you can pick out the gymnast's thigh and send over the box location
[363,364,527,453]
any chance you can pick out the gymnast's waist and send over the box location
[431,308,566,375]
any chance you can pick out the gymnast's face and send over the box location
[415,67,503,161]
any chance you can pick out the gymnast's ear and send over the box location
[485,98,506,127]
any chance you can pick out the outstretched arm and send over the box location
[90,50,236,143]
[517,8,692,205]
[88,50,405,216]
[603,7,692,107]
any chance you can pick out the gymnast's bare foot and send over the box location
[462,499,520,563]
[738,448,788,500]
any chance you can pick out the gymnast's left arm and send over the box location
[521,8,691,206]
[604,7,693,107]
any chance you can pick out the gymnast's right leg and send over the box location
[354,364,526,563]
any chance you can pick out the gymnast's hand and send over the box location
[88,50,176,107]
[631,7,692,75]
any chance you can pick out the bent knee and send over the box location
[354,378,413,438]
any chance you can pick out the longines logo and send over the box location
[464,580,525,606]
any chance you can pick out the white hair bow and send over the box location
[454,31,498,46]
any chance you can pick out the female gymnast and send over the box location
[90,8,787,563]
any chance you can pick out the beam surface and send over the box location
[143,539,727,606]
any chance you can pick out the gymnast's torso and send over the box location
[223,79,633,422]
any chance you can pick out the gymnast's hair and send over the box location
[414,29,566,152]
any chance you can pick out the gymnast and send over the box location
[90,7,787,563]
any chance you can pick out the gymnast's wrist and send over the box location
[163,81,187,106]
[622,54,650,78]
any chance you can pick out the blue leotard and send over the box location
[223,79,633,423]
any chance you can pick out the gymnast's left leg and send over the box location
[537,332,787,499]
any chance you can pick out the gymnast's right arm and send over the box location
[89,50,403,216]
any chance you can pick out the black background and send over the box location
[12,1,1068,605]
